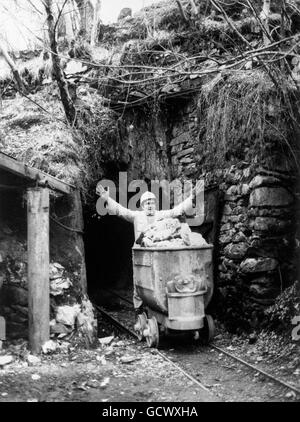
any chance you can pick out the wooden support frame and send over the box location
[0,152,75,194]
[27,187,50,353]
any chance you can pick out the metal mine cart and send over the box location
[132,245,215,347]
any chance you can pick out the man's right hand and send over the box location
[96,183,109,200]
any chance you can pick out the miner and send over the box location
[96,183,201,315]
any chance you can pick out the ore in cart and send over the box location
[132,245,215,347]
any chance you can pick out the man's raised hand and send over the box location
[96,182,109,200]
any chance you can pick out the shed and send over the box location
[0,151,86,352]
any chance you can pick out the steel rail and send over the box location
[98,288,300,397]
[95,304,212,395]
[210,344,300,396]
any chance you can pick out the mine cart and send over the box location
[132,245,215,347]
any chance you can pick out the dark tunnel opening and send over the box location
[84,212,135,305]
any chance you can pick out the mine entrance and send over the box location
[85,211,135,305]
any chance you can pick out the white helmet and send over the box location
[140,191,156,205]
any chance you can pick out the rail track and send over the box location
[95,288,300,400]
[95,303,213,395]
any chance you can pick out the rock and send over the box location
[100,377,110,388]
[285,391,296,399]
[228,215,240,223]
[50,323,72,335]
[241,184,250,195]
[42,340,57,354]
[176,147,194,158]
[0,355,13,366]
[257,208,292,217]
[249,175,281,189]
[222,258,239,269]
[56,304,81,327]
[120,355,140,364]
[27,355,41,365]
[250,217,292,232]
[171,144,183,155]
[219,234,232,245]
[170,132,190,146]
[87,379,100,388]
[232,232,247,243]
[225,184,238,195]
[224,243,248,260]
[50,277,72,296]
[172,125,189,138]
[232,206,247,216]
[98,336,114,346]
[249,187,294,207]
[223,204,233,215]
[240,258,278,273]
[220,223,232,232]
[180,157,193,164]
[76,299,97,344]
[49,262,64,279]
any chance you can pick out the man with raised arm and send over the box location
[95,182,202,315]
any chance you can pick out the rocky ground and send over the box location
[1,309,298,403]
[0,317,214,403]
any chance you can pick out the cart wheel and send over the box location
[143,317,159,348]
[134,312,148,341]
[202,315,215,344]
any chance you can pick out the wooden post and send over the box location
[27,188,50,354]
[71,190,87,293]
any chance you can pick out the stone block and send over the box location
[250,217,292,232]
[171,144,183,155]
[170,132,190,146]
[176,147,194,158]
[180,157,194,164]
[232,232,247,243]
[224,242,248,260]
[223,204,233,215]
[249,175,281,189]
[240,257,278,273]
[219,234,232,245]
[220,223,232,232]
[249,187,294,207]
[241,184,250,195]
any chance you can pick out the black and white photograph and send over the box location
[0,0,299,406]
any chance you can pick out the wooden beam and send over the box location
[0,152,75,194]
[27,187,50,354]
[71,190,87,292]
[0,316,5,341]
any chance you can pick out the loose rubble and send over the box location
[136,218,208,248]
